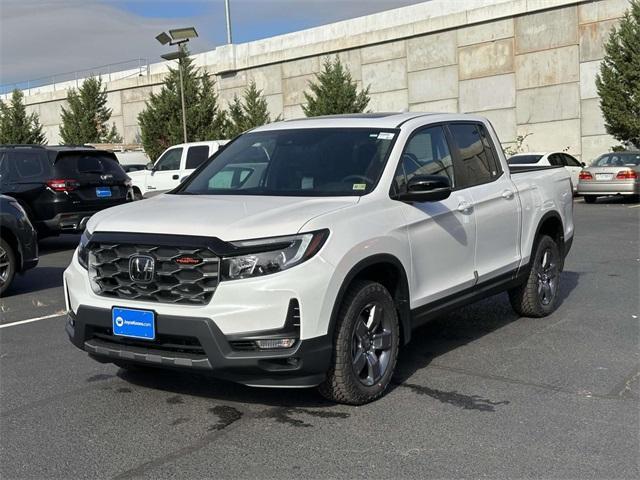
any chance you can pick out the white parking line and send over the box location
[0,311,67,329]
[628,204,640,208]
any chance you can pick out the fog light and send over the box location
[255,338,296,349]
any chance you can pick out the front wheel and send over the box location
[583,195,597,204]
[509,235,561,318]
[0,238,17,297]
[319,280,400,405]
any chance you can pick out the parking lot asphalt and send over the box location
[1,198,638,479]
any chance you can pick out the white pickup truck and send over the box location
[128,141,227,198]
[65,113,574,404]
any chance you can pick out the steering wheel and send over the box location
[341,174,374,184]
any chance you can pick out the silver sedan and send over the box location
[577,152,640,203]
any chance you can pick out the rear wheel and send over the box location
[583,195,597,204]
[319,281,400,405]
[509,235,561,318]
[0,238,17,297]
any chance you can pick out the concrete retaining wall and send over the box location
[14,0,631,161]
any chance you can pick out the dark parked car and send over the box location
[0,145,133,236]
[0,194,38,295]
[122,164,147,173]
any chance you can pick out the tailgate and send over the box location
[53,152,129,203]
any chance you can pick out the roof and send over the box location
[252,112,492,131]
[168,140,229,148]
[0,144,96,152]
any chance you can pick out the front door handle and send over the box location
[172,174,179,180]
[457,201,473,213]
[502,189,514,200]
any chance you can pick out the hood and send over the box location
[125,169,147,178]
[87,194,359,241]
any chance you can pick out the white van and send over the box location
[128,141,228,198]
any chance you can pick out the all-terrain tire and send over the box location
[508,235,561,318]
[0,237,17,297]
[319,280,400,405]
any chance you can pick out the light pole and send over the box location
[156,27,199,144]
[225,0,233,44]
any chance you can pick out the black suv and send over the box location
[0,194,38,295]
[0,145,133,236]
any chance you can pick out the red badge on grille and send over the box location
[175,256,202,265]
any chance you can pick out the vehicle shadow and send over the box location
[3,266,66,297]
[38,234,81,253]
[118,271,580,409]
[391,270,579,390]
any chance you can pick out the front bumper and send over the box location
[66,305,332,387]
[577,181,640,196]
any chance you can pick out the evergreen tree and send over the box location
[302,57,370,117]
[0,89,46,144]
[59,76,122,144]
[226,81,277,138]
[596,0,640,148]
[138,51,227,161]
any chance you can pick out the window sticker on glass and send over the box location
[301,177,314,189]
[352,183,367,191]
[377,132,395,140]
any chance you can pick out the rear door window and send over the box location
[185,146,210,170]
[548,154,563,166]
[0,149,52,184]
[508,154,542,164]
[448,123,501,189]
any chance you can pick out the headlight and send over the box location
[77,230,91,269]
[221,230,329,281]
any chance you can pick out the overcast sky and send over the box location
[0,0,426,87]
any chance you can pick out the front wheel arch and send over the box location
[328,254,411,345]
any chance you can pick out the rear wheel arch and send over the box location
[532,211,566,268]
[328,254,411,345]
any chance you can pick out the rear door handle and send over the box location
[172,174,179,180]
[457,201,473,213]
[502,189,514,199]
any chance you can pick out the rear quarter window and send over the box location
[0,150,52,184]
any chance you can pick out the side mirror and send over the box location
[581,162,586,168]
[145,162,155,171]
[398,175,452,202]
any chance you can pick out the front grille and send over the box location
[88,242,220,305]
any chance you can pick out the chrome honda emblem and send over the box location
[129,255,155,283]
[100,174,113,181]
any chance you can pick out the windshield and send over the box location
[592,153,640,167]
[179,128,398,196]
[508,154,543,164]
